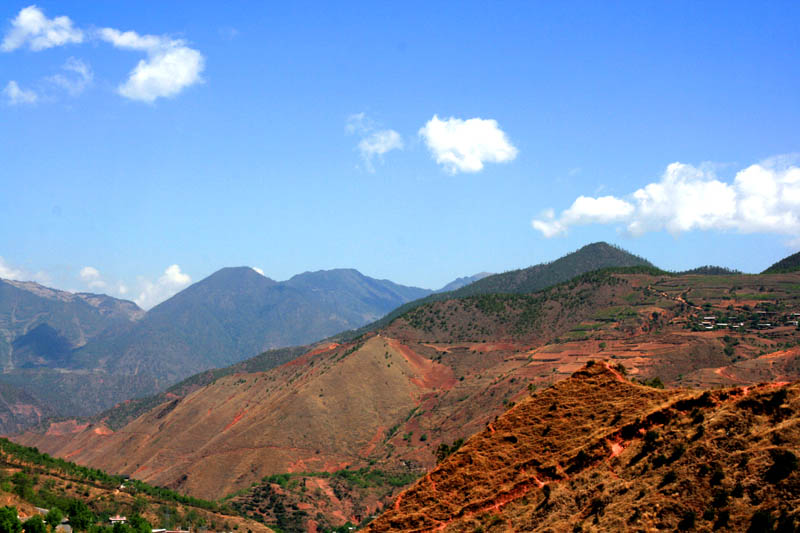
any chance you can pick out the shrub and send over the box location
[0,507,22,533]
[713,509,730,530]
[765,450,798,483]
[710,467,725,486]
[677,511,696,531]
[23,516,46,533]
[659,470,677,487]
[747,510,775,533]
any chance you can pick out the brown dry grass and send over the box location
[367,363,800,532]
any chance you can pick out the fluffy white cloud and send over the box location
[79,266,100,280]
[533,196,635,238]
[48,57,92,96]
[251,267,265,276]
[134,264,191,309]
[97,28,204,102]
[419,115,518,174]
[3,80,37,105]
[346,112,403,172]
[0,257,24,280]
[1,5,84,52]
[79,265,107,290]
[532,157,800,239]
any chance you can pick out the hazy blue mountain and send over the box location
[0,278,143,370]
[2,267,435,417]
[0,278,143,431]
[436,272,493,293]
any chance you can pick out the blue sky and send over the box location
[1,1,799,308]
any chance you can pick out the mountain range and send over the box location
[0,267,438,421]
[16,252,800,531]
[0,243,655,424]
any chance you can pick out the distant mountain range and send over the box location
[4,243,797,433]
[19,261,800,531]
[435,272,493,292]
[0,267,458,422]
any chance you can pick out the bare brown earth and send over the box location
[14,271,800,530]
[367,362,800,532]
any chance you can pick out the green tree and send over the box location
[111,523,130,533]
[44,509,62,533]
[11,473,34,502]
[0,507,22,533]
[127,516,150,533]
[66,501,93,532]
[22,515,46,533]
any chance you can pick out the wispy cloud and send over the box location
[97,28,204,102]
[48,57,92,96]
[0,257,50,284]
[134,264,191,309]
[419,115,518,174]
[1,5,83,52]
[0,257,25,280]
[218,26,239,40]
[533,155,800,241]
[3,80,37,105]
[346,113,403,172]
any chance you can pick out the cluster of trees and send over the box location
[434,438,465,464]
[0,505,151,533]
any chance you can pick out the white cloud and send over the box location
[252,267,265,276]
[48,57,92,96]
[97,28,204,102]
[358,130,403,172]
[3,80,37,105]
[0,257,25,280]
[79,265,107,290]
[533,196,635,238]
[134,264,191,309]
[346,112,371,135]
[532,156,800,240]
[79,266,100,280]
[1,5,84,52]
[345,112,403,172]
[117,283,128,295]
[419,115,518,174]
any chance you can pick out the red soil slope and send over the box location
[367,363,800,532]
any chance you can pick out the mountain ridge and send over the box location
[16,266,800,531]
[0,267,443,421]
